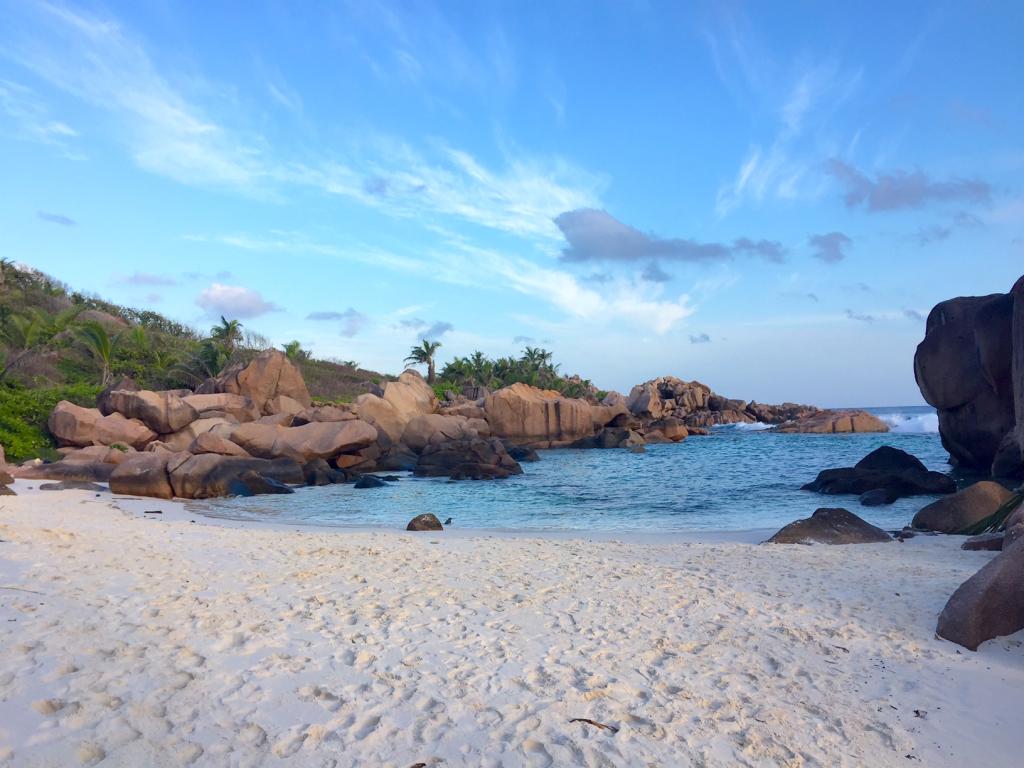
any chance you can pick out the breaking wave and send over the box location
[877,410,939,434]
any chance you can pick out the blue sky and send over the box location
[1,0,1021,406]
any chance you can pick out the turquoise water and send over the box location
[197,407,952,533]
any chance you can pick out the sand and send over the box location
[0,484,1021,767]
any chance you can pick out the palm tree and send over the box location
[77,320,118,386]
[209,316,243,355]
[282,340,310,362]
[0,311,46,380]
[405,339,442,384]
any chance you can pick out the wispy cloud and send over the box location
[337,308,367,338]
[196,283,280,319]
[809,232,852,263]
[37,210,76,226]
[423,321,453,340]
[119,271,176,286]
[0,78,79,152]
[689,333,711,344]
[845,308,875,323]
[826,160,991,212]
[555,209,785,265]
[904,309,926,322]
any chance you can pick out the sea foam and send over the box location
[879,411,939,433]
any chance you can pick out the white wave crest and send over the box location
[880,412,939,433]
[712,421,772,431]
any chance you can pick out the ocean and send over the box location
[194,406,951,534]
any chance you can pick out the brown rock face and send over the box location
[48,402,102,447]
[936,538,1024,650]
[401,414,481,453]
[168,454,303,499]
[215,350,312,414]
[181,393,260,423]
[413,438,524,479]
[772,410,888,434]
[911,481,1016,533]
[160,417,231,452]
[484,383,616,447]
[766,508,892,545]
[189,432,250,457]
[226,420,377,461]
[915,278,1023,475]
[109,451,188,499]
[106,390,200,434]
[406,513,444,531]
[93,413,157,450]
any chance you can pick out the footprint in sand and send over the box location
[76,742,105,765]
[521,739,553,766]
[272,727,308,758]
[351,715,381,740]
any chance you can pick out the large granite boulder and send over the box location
[915,277,1023,476]
[96,376,138,415]
[189,432,250,457]
[401,414,480,453]
[484,383,619,447]
[13,460,115,482]
[160,417,231,452]
[106,390,200,434]
[109,451,190,499]
[93,413,157,450]
[168,454,303,499]
[771,410,888,433]
[936,537,1024,650]
[413,438,524,480]
[766,508,892,545]
[912,481,1016,533]
[406,513,443,531]
[226,420,377,462]
[803,446,955,500]
[48,402,102,447]
[210,349,312,415]
[570,427,645,449]
[181,393,260,423]
[354,370,436,445]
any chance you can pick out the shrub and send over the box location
[0,383,100,462]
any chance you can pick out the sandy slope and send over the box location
[0,487,1021,767]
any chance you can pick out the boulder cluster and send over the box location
[618,376,887,433]
[914,273,1024,477]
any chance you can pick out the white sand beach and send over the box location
[1,486,1022,767]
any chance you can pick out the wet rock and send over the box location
[413,438,523,480]
[39,481,106,492]
[406,513,443,531]
[961,533,1005,551]
[168,454,303,499]
[503,442,540,462]
[766,508,892,545]
[354,474,388,488]
[226,470,294,497]
[803,446,954,501]
[859,488,900,506]
[302,458,349,486]
[13,461,114,483]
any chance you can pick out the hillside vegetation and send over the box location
[0,261,391,460]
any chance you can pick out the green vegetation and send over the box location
[956,490,1024,536]
[437,347,596,400]
[405,339,442,384]
[0,262,392,459]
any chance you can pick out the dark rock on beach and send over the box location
[406,513,444,531]
[766,507,892,545]
[802,446,954,501]
[39,481,106,492]
[961,533,1005,551]
[936,537,1024,650]
[353,474,388,489]
[414,438,523,480]
[911,481,1016,533]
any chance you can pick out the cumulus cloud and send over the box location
[423,321,453,340]
[826,160,991,212]
[555,209,784,265]
[845,309,875,323]
[809,232,852,263]
[37,210,76,226]
[689,333,711,344]
[121,271,177,286]
[195,283,280,319]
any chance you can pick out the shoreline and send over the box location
[1,488,1022,766]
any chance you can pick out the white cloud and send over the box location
[0,78,79,152]
[195,283,280,319]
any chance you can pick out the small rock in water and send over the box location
[354,475,388,489]
[443,517,453,525]
[859,487,899,506]
[407,513,444,531]
[381,475,400,482]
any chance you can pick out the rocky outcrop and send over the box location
[570,427,645,449]
[168,455,303,499]
[483,383,624,447]
[181,393,261,423]
[401,413,484,453]
[771,410,888,434]
[413,438,524,480]
[936,537,1024,650]
[803,446,955,501]
[109,451,188,499]
[206,349,312,414]
[915,275,1024,477]
[912,481,1016,534]
[48,402,157,449]
[354,370,437,464]
[189,432,250,457]
[225,420,377,462]
[105,390,199,434]
[766,507,892,545]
